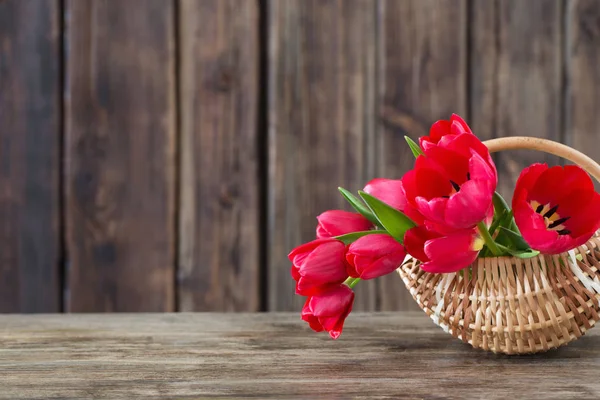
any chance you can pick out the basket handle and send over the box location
[484,136,600,184]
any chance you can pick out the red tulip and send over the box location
[301,284,355,339]
[402,145,496,230]
[363,178,424,224]
[316,210,372,239]
[345,234,407,279]
[404,225,484,273]
[512,163,600,254]
[289,238,348,296]
[420,114,496,181]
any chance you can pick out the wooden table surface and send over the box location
[1,312,599,399]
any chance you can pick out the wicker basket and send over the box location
[398,137,600,354]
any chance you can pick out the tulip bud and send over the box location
[289,238,348,296]
[316,210,372,239]
[302,284,355,339]
[345,234,406,280]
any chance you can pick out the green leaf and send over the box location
[509,218,520,234]
[334,230,378,245]
[358,191,416,243]
[492,191,519,232]
[496,243,540,259]
[502,210,514,227]
[492,192,510,219]
[488,209,508,237]
[404,136,424,158]
[496,226,530,251]
[338,187,380,227]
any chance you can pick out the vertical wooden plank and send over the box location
[470,0,563,199]
[268,0,378,311]
[0,0,61,312]
[568,0,600,188]
[65,0,176,312]
[178,0,260,311]
[377,0,467,311]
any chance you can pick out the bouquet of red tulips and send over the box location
[289,114,600,340]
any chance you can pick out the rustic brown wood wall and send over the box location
[0,0,599,313]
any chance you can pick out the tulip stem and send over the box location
[343,277,361,289]
[477,221,503,257]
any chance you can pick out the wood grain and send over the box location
[1,312,600,399]
[376,0,467,311]
[178,0,260,312]
[268,0,378,311]
[568,0,600,189]
[470,0,563,199]
[64,0,176,312]
[0,0,61,312]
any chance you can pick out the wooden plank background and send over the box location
[0,0,61,312]
[0,0,599,313]
[65,0,176,312]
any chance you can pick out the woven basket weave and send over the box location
[398,137,600,354]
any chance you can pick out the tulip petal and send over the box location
[415,166,453,200]
[559,165,595,195]
[440,133,495,176]
[301,298,324,332]
[401,169,419,205]
[345,254,359,278]
[513,202,548,232]
[316,224,329,238]
[301,314,324,333]
[290,265,300,281]
[289,238,349,296]
[530,166,566,206]
[518,227,562,253]
[468,150,496,183]
[445,179,494,229]
[363,178,406,211]
[513,163,547,200]
[300,241,348,283]
[422,146,471,185]
[450,119,468,136]
[346,234,406,280]
[428,119,452,143]
[347,233,400,255]
[303,285,355,338]
[316,210,372,238]
[451,113,473,134]
[296,277,340,297]
[424,229,477,258]
[414,196,449,226]
[421,229,479,273]
[420,250,478,273]
[309,284,354,316]
[554,189,593,233]
[404,226,435,262]
[358,250,406,280]
[288,238,330,263]
[561,191,600,237]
